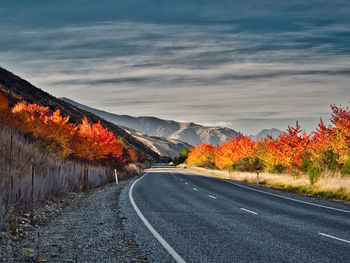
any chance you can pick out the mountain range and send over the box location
[62,98,240,146]
[62,98,284,148]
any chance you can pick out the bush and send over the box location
[308,165,322,185]
[341,156,350,175]
[235,157,264,172]
[173,148,189,166]
[322,150,338,171]
[301,158,312,173]
[269,163,286,173]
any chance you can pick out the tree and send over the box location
[73,118,123,161]
[270,122,310,171]
[214,136,254,169]
[186,144,216,168]
[329,104,350,164]
[0,90,9,123]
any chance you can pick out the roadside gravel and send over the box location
[2,180,148,263]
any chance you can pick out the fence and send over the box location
[0,126,114,229]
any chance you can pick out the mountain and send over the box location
[125,128,191,158]
[0,66,160,163]
[61,98,240,146]
[250,128,284,141]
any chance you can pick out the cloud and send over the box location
[0,18,349,134]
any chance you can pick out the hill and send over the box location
[125,128,191,158]
[0,66,159,163]
[62,98,240,146]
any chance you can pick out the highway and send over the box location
[119,164,350,262]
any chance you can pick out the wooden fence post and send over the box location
[30,164,35,225]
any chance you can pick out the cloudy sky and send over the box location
[0,0,349,135]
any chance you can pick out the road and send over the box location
[119,164,350,262]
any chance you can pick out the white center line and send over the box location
[208,195,217,199]
[193,188,198,191]
[240,208,258,215]
[319,233,350,244]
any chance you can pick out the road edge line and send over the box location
[224,179,350,214]
[129,172,186,263]
[181,168,350,214]
[319,232,350,244]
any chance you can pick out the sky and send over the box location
[0,0,349,135]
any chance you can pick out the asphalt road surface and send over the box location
[120,164,350,262]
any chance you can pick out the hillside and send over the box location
[125,128,191,158]
[0,67,159,162]
[62,98,240,146]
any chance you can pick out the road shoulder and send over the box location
[1,180,148,263]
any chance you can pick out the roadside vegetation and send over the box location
[0,90,142,231]
[176,102,350,201]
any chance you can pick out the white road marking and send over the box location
[193,188,198,191]
[129,172,186,263]
[319,233,350,244]
[240,208,258,215]
[222,180,350,214]
[182,168,350,214]
[208,195,217,199]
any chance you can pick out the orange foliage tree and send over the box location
[328,104,350,164]
[0,90,10,123]
[307,119,333,167]
[12,103,76,157]
[10,100,125,162]
[73,118,123,161]
[214,136,254,169]
[126,147,139,163]
[186,144,216,168]
[43,109,77,157]
[12,101,50,134]
[271,122,310,170]
[254,137,280,170]
[184,104,350,174]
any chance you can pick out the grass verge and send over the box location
[182,165,350,202]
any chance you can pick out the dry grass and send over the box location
[0,126,115,229]
[184,165,350,201]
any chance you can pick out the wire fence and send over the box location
[0,126,115,230]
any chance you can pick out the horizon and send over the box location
[1,0,349,134]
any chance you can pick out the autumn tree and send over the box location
[0,90,9,123]
[125,147,138,163]
[73,118,123,161]
[11,101,50,134]
[329,104,350,164]
[186,144,216,168]
[254,137,280,171]
[265,122,310,171]
[214,136,254,169]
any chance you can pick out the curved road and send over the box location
[120,164,350,262]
